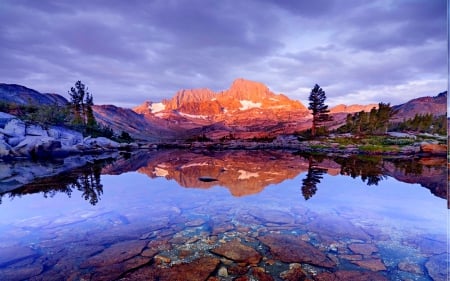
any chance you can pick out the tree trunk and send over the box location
[311,117,316,138]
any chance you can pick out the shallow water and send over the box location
[0,150,447,281]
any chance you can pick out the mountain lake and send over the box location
[0,149,447,281]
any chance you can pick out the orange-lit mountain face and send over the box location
[132,78,364,140]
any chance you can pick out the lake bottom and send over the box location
[0,186,446,281]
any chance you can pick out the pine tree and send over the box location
[69,81,85,127]
[308,84,332,138]
[68,81,98,134]
[85,92,97,133]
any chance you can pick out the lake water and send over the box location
[0,150,447,281]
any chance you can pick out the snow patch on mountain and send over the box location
[178,112,209,119]
[240,100,261,111]
[150,102,165,113]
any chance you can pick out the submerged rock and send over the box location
[257,233,336,268]
[80,240,147,268]
[425,253,448,281]
[306,215,371,241]
[348,243,378,256]
[397,261,423,274]
[89,256,150,281]
[314,270,388,281]
[350,258,387,271]
[122,256,220,281]
[0,245,37,266]
[210,239,262,265]
[0,264,43,281]
[279,263,307,281]
[250,209,295,225]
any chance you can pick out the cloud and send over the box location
[0,0,446,108]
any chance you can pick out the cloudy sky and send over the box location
[0,0,447,108]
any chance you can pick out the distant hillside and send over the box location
[392,91,447,121]
[92,105,176,141]
[0,83,68,106]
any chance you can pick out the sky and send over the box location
[0,0,447,108]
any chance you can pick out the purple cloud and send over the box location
[0,0,446,108]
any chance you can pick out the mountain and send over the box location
[0,81,446,141]
[329,104,378,114]
[392,91,447,121]
[133,78,314,139]
[0,83,68,105]
[135,78,307,116]
[92,105,175,141]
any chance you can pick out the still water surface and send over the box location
[0,150,447,281]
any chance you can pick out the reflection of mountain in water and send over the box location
[0,150,446,205]
[103,150,446,200]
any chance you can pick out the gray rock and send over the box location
[13,136,62,157]
[84,137,119,149]
[26,124,48,137]
[0,112,15,127]
[3,118,26,137]
[6,136,25,147]
[47,126,83,146]
[13,136,46,156]
[0,139,11,157]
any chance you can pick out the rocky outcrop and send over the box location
[419,143,447,155]
[0,113,122,159]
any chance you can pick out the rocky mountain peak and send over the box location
[133,101,152,115]
[224,78,273,101]
[170,88,215,108]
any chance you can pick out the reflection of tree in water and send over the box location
[335,155,386,186]
[1,161,108,206]
[389,158,423,176]
[301,155,328,200]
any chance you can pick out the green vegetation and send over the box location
[358,144,399,154]
[117,131,134,143]
[337,103,397,135]
[389,113,446,135]
[0,101,70,127]
[308,84,332,138]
